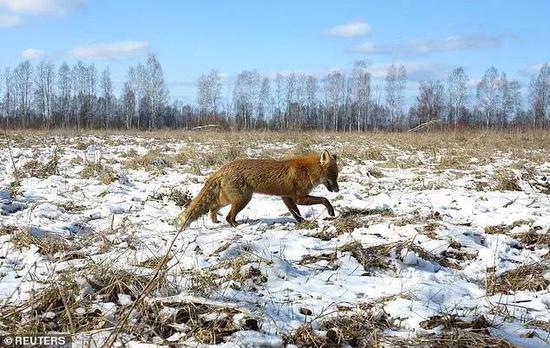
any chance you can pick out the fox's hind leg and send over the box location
[282,197,304,222]
[209,205,224,223]
[226,192,252,227]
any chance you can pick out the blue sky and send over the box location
[1,0,548,104]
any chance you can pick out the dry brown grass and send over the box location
[80,161,118,184]
[299,252,338,269]
[339,241,394,273]
[0,276,103,334]
[339,207,394,218]
[10,228,76,256]
[5,129,550,155]
[333,215,366,235]
[285,304,393,347]
[296,220,319,230]
[493,170,521,191]
[21,151,59,178]
[487,263,549,294]
[383,330,515,348]
[135,300,257,344]
[169,188,193,207]
[125,149,173,171]
[514,229,550,246]
[484,220,531,235]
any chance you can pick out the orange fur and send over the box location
[175,150,339,228]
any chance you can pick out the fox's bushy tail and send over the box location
[175,175,221,229]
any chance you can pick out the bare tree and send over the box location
[145,54,169,129]
[273,73,284,129]
[351,60,371,131]
[476,66,500,128]
[324,71,345,131]
[305,75,318,128]
[35,60,55,127]
[498,73,522,128]
[284,72,298,129]
[3,68,15,127]
[508,80,523,122]
[100,68,114,128]
[197,70,222,121]
[14,61,33,128]
[385,64,407,129]
[529,63,550,128]
[57,63,71,127]
[412,80,445,126]
[446,67,468,127]
[258,76,272,127]
[233,70,260,129]
[122,81,135,129]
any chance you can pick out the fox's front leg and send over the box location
[282,197,304,222]
[295,195,335,217]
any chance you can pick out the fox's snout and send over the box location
[323,180,339,193]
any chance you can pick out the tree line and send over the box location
[1,55,548,131]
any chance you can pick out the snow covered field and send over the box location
[0,131,549,347]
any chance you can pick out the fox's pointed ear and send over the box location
[320,150,331,165]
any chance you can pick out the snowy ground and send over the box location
[0,132,549,347]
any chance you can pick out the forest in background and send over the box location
[0,55,549,131]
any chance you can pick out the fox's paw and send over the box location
[226,218,239,227]
[294,216,305,223]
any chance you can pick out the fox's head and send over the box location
[319,150,339,193]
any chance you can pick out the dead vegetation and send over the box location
[484,221,550,248]
[125,150,173,171]
[80,161,118,184]
[184,254,271,297]
[0,276,103,334]
[339,239,464,273]
[21,151,59,178]
[333,214,366,234]
[339,207,394,218]
[484,220,531,235]
[514,228,550,247]
[493,170,521,191]
[135,300,258,344]
[486,263,549,294]
[9,228,76,256]
[339,241,393,273]
[0,264,258,345]
[285,305,393,348]
[169,188,193,207]
[296,220,319,230]
[383,330,515,348]
[380,314,515,348]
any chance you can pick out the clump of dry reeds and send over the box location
[10,228,76,256]
[21,151,59,178]
[486,263,549,294]
[80,161,118,184]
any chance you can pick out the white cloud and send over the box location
[0,12,21,27]
[21,48,45,59]
[354,41,377,53]
[411,35,501,54]
[327,21,371,38]
[0,0,85,16]
[354,34,502,56]
[68,41,149,60]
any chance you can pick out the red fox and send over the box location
[176,150,339,228]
